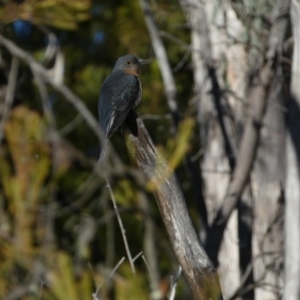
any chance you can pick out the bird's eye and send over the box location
[126,61,132,65]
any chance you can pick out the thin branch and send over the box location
[90,257,126,300]
[142,255,154,283]
[141,254,164,300]
[105,179,136,273]
[139,0,179,125]
[133,251,143,262]
[106,256,126,281]
[159,31,188,47]
[140,113,171,121]
[169,266,182,300]
[0,56,19,142]
[58,114,83,136]
[0,34,122,169]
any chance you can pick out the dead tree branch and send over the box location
[283,0,300,299]
[139,0,178,125]
[105,179,136,273]
[128,119,223,300]
[139,0,208,234]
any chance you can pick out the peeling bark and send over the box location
[128,119,223,300]
[283,1,300,299]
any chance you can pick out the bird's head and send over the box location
[113,54,143,76]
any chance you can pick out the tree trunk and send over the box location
[283,1,300,299]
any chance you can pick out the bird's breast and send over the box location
[122,68,139,77]
[134,77,142,108]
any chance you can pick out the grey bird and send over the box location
[98,54,143,161]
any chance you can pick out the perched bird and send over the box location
[98,54,143,161]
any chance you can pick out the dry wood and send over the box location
[204,0,290,268]
[283,1,300,299]
[128,119,223,300]
[139,0,208,233]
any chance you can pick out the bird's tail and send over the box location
[125,109,138,137]
[98,139,108,163]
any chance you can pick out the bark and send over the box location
[205,64,273,266]
[205,0,290,266]
[139,0,208,237]
[251,1,290,298]
[238,186,254,300]
[283,1,300,299]
[179,1,243,296]
[128,119,223,300]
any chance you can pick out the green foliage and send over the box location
[0,106,50,253]
[0,0,197,298]
[147,117,195,192]
[0,0,91,30]
[114,179,137,206]
[48,252,93,299]
[161,117,195,170]
[115,264,148,300]
[74,65,110,101]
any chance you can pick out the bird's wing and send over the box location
[110,70,140,111]
[98,70,140,138]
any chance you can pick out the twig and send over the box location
[159,31,188,46]
[90,257,126,300]
[105,178,136,273]
[140,113,171,121]
[172,48,190,73]
[139,0,179,125]
[58,114,83,136]
[106,256,126,281]
[142,255,154,283]
[142,254,163,300]
[133,251,143,262]
[0,34,122,169]
[0,56,19,142]
[169,266,182,300]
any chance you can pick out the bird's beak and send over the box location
[138,58,152,65]
[139,58,153,65]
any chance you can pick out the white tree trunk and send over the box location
[283,1,300,299]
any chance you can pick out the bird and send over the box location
[98,54,143,161]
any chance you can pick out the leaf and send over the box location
[147,117,195,191]
[0,0,91,30]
